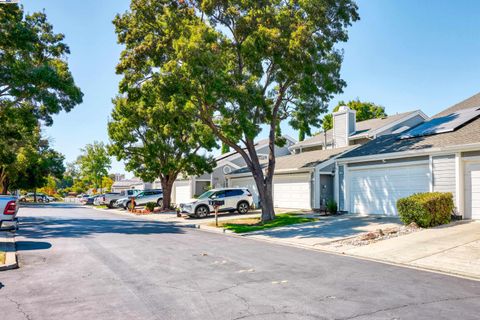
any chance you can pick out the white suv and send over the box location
[116,189,163,209]
[179,188,253,218]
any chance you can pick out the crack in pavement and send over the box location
[7,297,32,320]
[336,295,480,320]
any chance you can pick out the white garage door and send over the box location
[174,180,191,205]
[348,163,430,215]
[465,162,480,220]
[229,177,259,206]
[273,174,311,209]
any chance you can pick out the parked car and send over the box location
[19,192,49,203]
[79,194,90,204]
[179,188,253,218]
[101,190,141,208]
[93,194,105,206]
[85,194,104,206]
[0,195,19,231]
[116,189,163,209]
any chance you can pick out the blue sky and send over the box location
[22,0,480,175]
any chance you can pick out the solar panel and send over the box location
[400,106,480,139]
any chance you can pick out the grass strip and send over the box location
[216,213,316,233]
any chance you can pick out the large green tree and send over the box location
[77,142,111,191]
[108,91,217,209]
[0,4,82,194]
[10,135,66,197]
[322,99,387,132]
[114,0,358,221]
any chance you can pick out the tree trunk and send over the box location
[0,168,8,195]
[1,180,9,195]
[249,160,275,222]
[160,175,176,210]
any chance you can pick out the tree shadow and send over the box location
[244,215,402,240]
[17,216,184,239]
[16,241,52,251]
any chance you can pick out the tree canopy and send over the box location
[77,142,111,191]
[322,99,387,132]
[114,0,359,220]
[0,4,83,125]
[108,90,217,209]
[0,4,82,194]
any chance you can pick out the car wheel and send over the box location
[195,205,209,218]
[108,200,115,209]
[237,201,249,214]
[157,198,163,208]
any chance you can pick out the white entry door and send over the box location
[348,163,430,215]
[273,174,311,209]
[465,162,480,220]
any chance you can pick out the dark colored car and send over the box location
[85,195,100,205]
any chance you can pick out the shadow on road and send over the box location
[17,216,185,239]
[16,241,52,251]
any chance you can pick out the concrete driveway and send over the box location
[242,214,402,247]
[344,220,480,279]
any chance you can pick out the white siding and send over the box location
[333,113,347,147]
[432,155,456,201]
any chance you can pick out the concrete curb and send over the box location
[193,224,235,234]
[0,232,18,271]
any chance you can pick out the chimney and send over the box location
[333,106,356,148]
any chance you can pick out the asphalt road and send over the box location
[1,204,479,320]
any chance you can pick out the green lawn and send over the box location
[219,213,316,233]
[95,205,108,209]
[0,251,5,265]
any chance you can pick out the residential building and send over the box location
[227,106,429,210]
[336,92,480,220]
[111,177,153,193]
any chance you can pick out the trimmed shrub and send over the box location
[397,192,454,228]
[145,202,156,212]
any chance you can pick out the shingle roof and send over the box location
[112,178,144,188]
[339,92,480,159]
[215,136,296,162]
[291,111,420,149]
[229,146,355,175]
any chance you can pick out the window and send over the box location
[226,189,243,197]
[213,191,226,199]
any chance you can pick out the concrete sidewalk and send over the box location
[344,221,480,279]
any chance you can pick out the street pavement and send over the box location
[0,204,479,320]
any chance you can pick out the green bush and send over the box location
[145,202,156,212]
[326,199,337,214]
[397,192,454,228]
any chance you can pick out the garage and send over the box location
[348,162,430,215]
[173,180,192,205]
[229,176,259,206]
[465,162,480,220]
[273,174,311,209]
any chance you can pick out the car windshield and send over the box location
[198,190,216,199]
